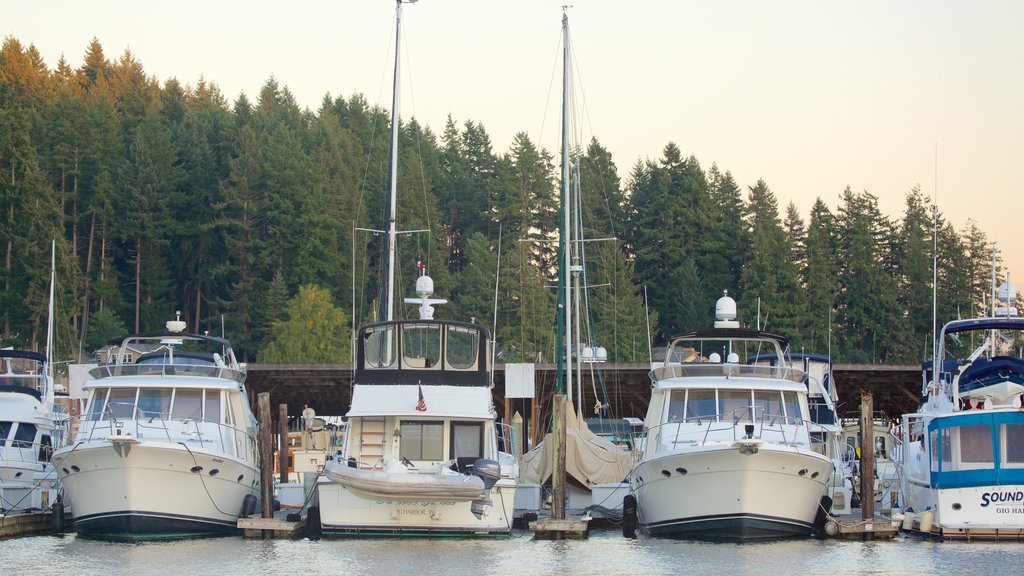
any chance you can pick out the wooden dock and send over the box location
[823,516,899,540]
[530,517,591,540]
[0,511,69,539]
[238,514,306,539]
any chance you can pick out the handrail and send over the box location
[642,407,813,456]
[88,363,246,384]
[651,363,807,384]
[68,409,257,459]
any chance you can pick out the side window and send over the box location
[88,388,109,420]
[38,434,52,461]
[107,387,138,420]
[451,422,483,459]
[364,326,397,369]
[959,424,994,466]
[12,422,37,448]
[686,389,717,421]
[667,390,686,422]
[171,389,203,420]
[782,391,801,424]
[0,421,12,447]
[1003,424,1024,466]
[205,390,223,423]
[446,326,480,370]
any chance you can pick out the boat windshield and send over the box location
[667,388,802,424]
[86,387,225,423]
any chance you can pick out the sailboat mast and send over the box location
[44,240,55,407]
[381,0,405,323]
[557,11,573,399]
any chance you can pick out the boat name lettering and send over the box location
[994,507,1024,514]
[376,500,457,506]
[980,491,1024,507]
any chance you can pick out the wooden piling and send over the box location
[258,393,273,522]
[278,403,289,486]
[552,394,567,523]
[859,390,875,538]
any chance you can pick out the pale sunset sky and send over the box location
[7,0,1023,293]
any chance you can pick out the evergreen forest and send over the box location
[0,38,1005,367]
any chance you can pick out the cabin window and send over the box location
[88,389,109,420]
[719,389,751,422]
[172,389,203,420]
[930,430,940,472]
[402,324,441,370]
[959,424,994,465]
[364,326,398,369]
[667,390,686,422]
[782,391,801,424]
[400,421,444,461]
[685,389,717,421]
[0,421,11,446]
[12,422,37,448]
[107,388,138,420]
[451,422,483,459]
[446,326,480,370]
[1002,424,1024,465]
[753,390,784,422]
[38,434,52,461]
[206,390,223,423]
[138,388,172,418]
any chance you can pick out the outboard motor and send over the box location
[470,458,501,518]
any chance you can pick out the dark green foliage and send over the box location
[0,36,1009,371]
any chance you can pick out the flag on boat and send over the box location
[416,385,427,411]
[416,257,425,271]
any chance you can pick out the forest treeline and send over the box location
[0,38,1003,366]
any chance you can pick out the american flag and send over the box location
[416,385,427,412]
[416,257,425,271]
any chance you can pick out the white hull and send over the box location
[632,444,831,538]
[318,477,515,536]
[53,440,258,539]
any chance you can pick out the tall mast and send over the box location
[556,10,572,399]
[380,0,406,323]
[44,240,55,408]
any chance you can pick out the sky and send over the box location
[6,0,1023,290]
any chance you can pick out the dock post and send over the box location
[552,394,567,525]
[278,403,289,486]
[511,411,524,462]
[859,390,875,539]
[258,393,274,526]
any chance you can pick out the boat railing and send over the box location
[649,406,810,453]
[69,404,257,457]
[651,363,806,383]
[495,422,519,459]
[0,436,56,468]
[88,363,246,384]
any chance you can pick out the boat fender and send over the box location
[241,494,259,518]
[813,495,832,533]
[51,501,65,533]
[824,519,840,537]
[306,506,322,540]
[622,494,638,539]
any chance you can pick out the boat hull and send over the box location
[631,444,831,539]
[317,476,516,536]
[52,441,258,540]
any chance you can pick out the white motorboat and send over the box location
[315,0,515,536]
[317,275,517,536]
[627,292,833,539]
[895,282,1024,539]
[51,316,260,540]
[0,350,67,514]
[1,242,68,515]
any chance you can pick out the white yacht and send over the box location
[0,349,66,514]
[318,273,517,536]
[51,317,260,540]
[896,282,1024,539]
[628,293,833,539]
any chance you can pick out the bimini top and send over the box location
[356,319,491,387]
[0,349,47,364]
[941,317,1024,335]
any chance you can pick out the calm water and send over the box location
[5,528,1023,576]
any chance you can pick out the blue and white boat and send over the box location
[897,282,1024,539]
